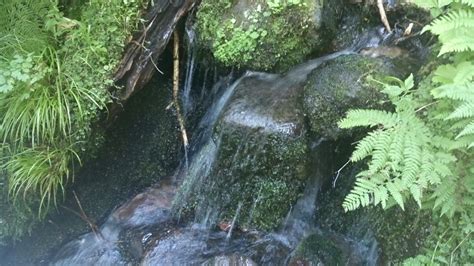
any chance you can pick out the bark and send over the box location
[107,0,196,123]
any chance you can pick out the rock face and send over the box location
[289,233,349,265]
[181,72,311,230]
[196,0,343,71]
[303,54,406,139]
[202,255,257,266]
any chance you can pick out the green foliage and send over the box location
[0,0,146,240]
[339,75,455,212]
[340,0,474,263]
[4,145,79,215]
[196,0,322,70]
[0,0,54,56]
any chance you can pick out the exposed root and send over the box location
[173,31,189,150]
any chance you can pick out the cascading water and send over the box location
[182,17,197,117]
[48,27,398,265]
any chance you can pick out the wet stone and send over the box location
[303,54,406,139]
[190,72,311,231]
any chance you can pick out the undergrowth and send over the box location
[339,0,474,263]
[0,0,147,241]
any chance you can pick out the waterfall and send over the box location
[182,19,197,116]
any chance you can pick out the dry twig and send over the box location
[377,0,392,32]
[173,31,189,149]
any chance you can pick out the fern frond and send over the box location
[426,9,474,35]
[339,109,399,129]
[438,28,474,54]
[351,130,382,162]
[453,62,474,84]
[386,179,405,210]
[425,9,474,54]
[457,120,474,138]
[0,0,54,57]
[343,177,379,211]
[432,84,474,101]
[447,101,474,119]
[339,74,453,212]
[460,0,474,7]
[400,135,422,185]
[368,130,394,174]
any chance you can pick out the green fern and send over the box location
[420,1,474,55]
[341,1,474,262]
[0,0,55,57]
[339,75,456,212]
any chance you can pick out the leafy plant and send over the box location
[4,145,80,216]
[0,0,147,239]
[339,75,455,212]
[340,0,474,263]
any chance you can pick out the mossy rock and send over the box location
[185,73,310,230]
[289,233,349,265]
[303,54,407,139]
[196,0,342,71]
[0,179,37,246]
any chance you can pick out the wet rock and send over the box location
[289,233,349,266]
[113,182,176,227]
[202,254,257,266]
[51,180,177,265]
[196,0,343,71]
[303,54,406,139]
[211,73,309,230]
[141,229,209,265]
[181,72,310,231]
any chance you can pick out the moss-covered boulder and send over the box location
[303,54,406,139]
[289,233,349,265]
[185,73,310,230]
[196,0,342,71]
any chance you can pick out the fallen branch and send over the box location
[377,0,392,32]
[173,31,189,150]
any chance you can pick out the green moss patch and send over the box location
[196,0,336,71]
[303,54,406,139]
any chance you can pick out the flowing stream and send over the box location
[47,26,397,265]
